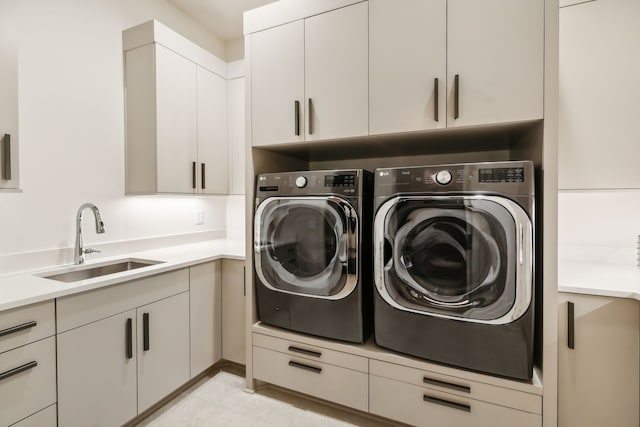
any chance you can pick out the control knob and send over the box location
[295,176,307,188]
[435,170,453,185]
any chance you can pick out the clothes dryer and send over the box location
[373,161,535,379]
[254,169,373,343]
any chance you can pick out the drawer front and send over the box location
[57,268,189,332]
[0,337,57,426]
[370,375,541,427]
[11,404,57,427]
[253,346,368,412]
[0,301,55,354]
[370,359,541,414]
[253,333,368,372]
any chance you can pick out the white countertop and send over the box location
[558,259,640,300]
[0,239,245,312]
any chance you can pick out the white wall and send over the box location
[0,0,230,261]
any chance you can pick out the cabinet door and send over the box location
[228,77,245,195]
[190,261,222,378]
[155,44,198,193]
[251,20,304,146]
[222,260,246,364]
[369,0,446,135]
[137,292,190,412]
[197,67,228,194]
[305,2,368,141]
[447,0,543,127]
[0,0,19,190]
[57,310,137,427]
[558,293,640,427]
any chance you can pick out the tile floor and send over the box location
[135,368,401,426]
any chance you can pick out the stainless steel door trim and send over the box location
[374,195,533,325]
[254,196,359,300]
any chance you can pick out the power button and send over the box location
[435,170,453,185]
[295,176,307,188]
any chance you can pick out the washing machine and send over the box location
[373,161,535,380]
[254,169,373,343]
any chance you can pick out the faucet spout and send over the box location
[75,203,106,265]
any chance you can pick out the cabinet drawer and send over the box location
[370,359,541,414]
[57,268,189,332]
[253,346,368,412]
[0,337,56,427]
[11,404,57,427]
[253,333,368,373]
[0,301,55,354]
[370,375,541,427]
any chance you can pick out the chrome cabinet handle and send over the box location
[0,361,38,382]
[2,134,10,180]
[0,321,37,337]
[423,394,470,413]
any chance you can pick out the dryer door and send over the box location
[254,196,358,300]
[374,195,533,324]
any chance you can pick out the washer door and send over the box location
[374,195,533,324]
[254,196,358,299]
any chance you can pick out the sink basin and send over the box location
[41,258,164,283]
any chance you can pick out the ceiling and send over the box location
[166,0,277,41]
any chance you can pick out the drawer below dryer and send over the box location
[0,336,57,427]
[369,374,541,427]
[253,346,368,412]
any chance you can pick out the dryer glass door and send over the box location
[254,196,358,299]
[374,195,533,324]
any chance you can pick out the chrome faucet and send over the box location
[75,203,106,264]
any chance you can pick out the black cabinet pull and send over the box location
[2,134,10,180]
[126,318,133,359]
[423,376,470,393]
[192,161,197,189]
[434,78,439,122]
[308,98,313,135]
[288,346,322,358]
[201,163,206,190]
[454,74,460,119]
[0,361,37,382]
[423,394,470,413]
[288,360,322,374]
[143,313,150,351]
[568,301,575,349]
[243,266,246,297]
[0,321,37,337]
[294,100,300,136]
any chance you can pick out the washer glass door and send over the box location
[255,196,358,299]
[374,196,532,324]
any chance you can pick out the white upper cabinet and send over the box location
[124,20,229,195]
[250,2,368,146]
[369,0,543,135]
[305,2,368,141]
[447,0,544,127]
[251,20,305,146]
[369,0,447,135]
[228,77,246,194]
[0,0,19,190]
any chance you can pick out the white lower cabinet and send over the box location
[558,293,640,427]
[253,339,369,412]
[56,269,190,426]
[190,261,222,377]
[10,404,57,427]
[222,259,246,364]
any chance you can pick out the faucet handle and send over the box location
[84,248,101,255]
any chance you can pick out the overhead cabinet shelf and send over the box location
[248,0,544,147]
[124,20,228,195]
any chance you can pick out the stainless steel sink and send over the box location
[41,258,163,283]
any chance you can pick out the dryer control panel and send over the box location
[256,169,370,198]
